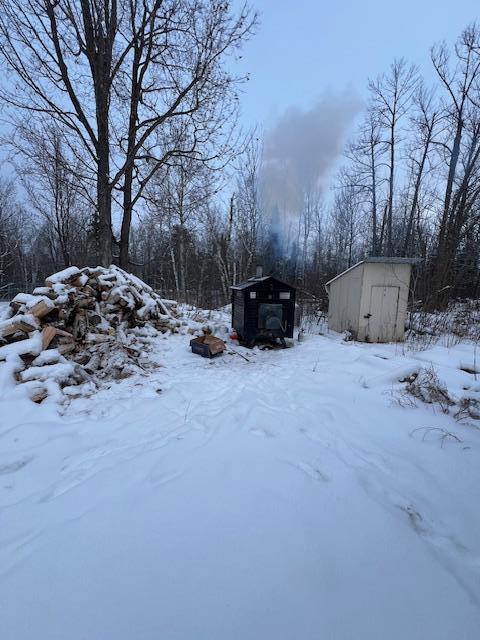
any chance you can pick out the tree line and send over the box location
[0,8,479,311]
[337,25,480,309]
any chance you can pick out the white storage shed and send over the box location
[325,257,415,343]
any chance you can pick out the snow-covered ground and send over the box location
[1,313,480,639]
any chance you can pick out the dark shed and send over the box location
[230,272,296,346]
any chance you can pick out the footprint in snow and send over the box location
[0,456,33,475]
[146,465,185,487]
[401,504,429,535]
[401,504,480,567]
[249,426,275,438]
[400,503,480,606]
[286,459,330,483]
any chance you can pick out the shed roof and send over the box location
[230,275,295,291]
[325,257,419,288]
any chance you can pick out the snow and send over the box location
[11,292,36,305]
[0,301,9,321]
[19,361,75,383]
[0,312,38,333]
[0,331,44,399]
[33,286,53,295]
[46,265,81,284]
[32,349,64,366]
[0,332,43,360]
[0,322,479,639]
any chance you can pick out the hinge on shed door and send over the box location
[364,313,372,319]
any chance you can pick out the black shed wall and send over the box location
[231,277,296,342]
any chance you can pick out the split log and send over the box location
[31,388,48,403]
[33,286,58,300]
[202,334,226,355]
[20,353,37,367]
[42,326,74,350]
[30,299,55,319]
[0,316,38,338]
[80,284,97,297]
[57,342,76,355]
[85,333,113,344]
[71,274,89,288]
[74,297,96,310]
[72,311,88,340]
[45,266,81,286]
[41,326,58,350]
[85,310,103,326]
[85,353,101,372]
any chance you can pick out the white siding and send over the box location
[327,263,364,338]
[327,261,412,343]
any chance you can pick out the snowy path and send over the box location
[1,331,480,639]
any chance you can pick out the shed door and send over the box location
[368,286,399,342]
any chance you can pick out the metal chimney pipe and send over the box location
[256,265,263,278]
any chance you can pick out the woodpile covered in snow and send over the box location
[0,266,182,403]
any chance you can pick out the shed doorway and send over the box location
[367,285,400,342]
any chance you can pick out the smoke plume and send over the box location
[261,90,361,216]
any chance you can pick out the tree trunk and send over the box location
[403,125,433,256]
[170,245,180,298]
[371,144,378,255]
[387,123,395,254]
[97,139,112,266]
[120,169,133,268]
[429,117,464,308]
[119,44,142,268]
[178,225,186,301]
[94,34,113,266]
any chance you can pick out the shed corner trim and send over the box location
[325,260,364,289]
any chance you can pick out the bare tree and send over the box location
[13,125,92,268]
[369,59,418,253]
[115,1,256,266]
[429,24,480,306]
[343,111,385,254]
[329,186,361,270]
[149,157,218,301]
[234,137,263,280]
[402,84,439,255]
[0,178,36,294]
[0,178,17,292]
[214,194,236,301]
[0,0,256,266]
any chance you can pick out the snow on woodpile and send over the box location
[0,265,187,404]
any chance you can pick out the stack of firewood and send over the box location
[0,265,181,402]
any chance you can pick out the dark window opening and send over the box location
[258,303,284,330]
